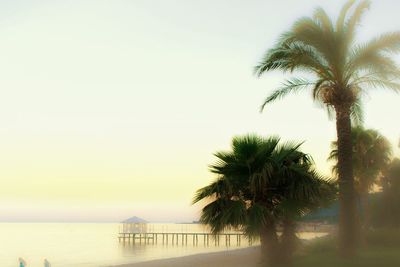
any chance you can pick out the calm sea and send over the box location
[0,223,326,267]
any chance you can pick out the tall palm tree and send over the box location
[254,0,400,256]
[329,126,392,230]
[193,135,335,266]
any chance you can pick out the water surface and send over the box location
[0,223,326,267]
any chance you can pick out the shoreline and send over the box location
[112,246,261,267]
[111,232,328,267]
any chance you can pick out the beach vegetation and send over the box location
[293,228,400,267]
[254,0,400,256]
[193,134,335,266]
[372,158,400,228]
[328,126,392,232]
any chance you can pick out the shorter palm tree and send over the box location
[193,135,335,266]
[329,126,392,229]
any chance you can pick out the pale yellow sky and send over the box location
[0,0,399,222]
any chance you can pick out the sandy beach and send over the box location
[114,246,261,267]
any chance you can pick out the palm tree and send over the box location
[193,135,335,266]
[254,0,400,256]
[329,126,392,230]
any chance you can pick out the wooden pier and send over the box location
[118,232,253,246]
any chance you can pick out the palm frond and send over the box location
[192,178,232,204]
[289,17,338,68]
[254,41,330,77]
[356,78,400,92]
[314,7,334,33]
[347,33,400,78]
[244,203,272,237]
[350,98,364,126]
[336,0,356,32]
[344,0,371,44]
[260,77,314,111]
[199,198,247,234]
[364,32,400,54]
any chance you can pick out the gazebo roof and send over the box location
[122,216,148,223]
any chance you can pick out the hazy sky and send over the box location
[0,0,399,222]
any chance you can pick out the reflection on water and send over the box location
[0,223,327,267]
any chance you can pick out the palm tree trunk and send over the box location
[260,224,279,266]
[335,105,358,257]
[360,188,370,231]
[359,191,370,245]
[280,218,298,266]
[381,176,394,227]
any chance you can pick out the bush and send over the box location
[301,235,337,254]
[366,228,400,247]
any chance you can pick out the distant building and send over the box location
[303,192,383,224]
[121,216,148,233]
[303,202,339,223]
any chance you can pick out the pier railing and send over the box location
[118,232,254,246]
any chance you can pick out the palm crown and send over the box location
[193,135,334,235]
[193,135,335,265]
[255,0,400,122]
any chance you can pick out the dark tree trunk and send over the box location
[381,177,396,227]
[280,218,298,266]
[260,224,279,266]
[335,105,358,257]
[360,191,370,230]
[359,189,370,246]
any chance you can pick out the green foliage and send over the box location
[193,134,335,236]
[366,228,400,247]
[372,159,400,227]
[294,247,400,267]
[328,126,392,193]
[301,235,338,254]
[294,230,400,267]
